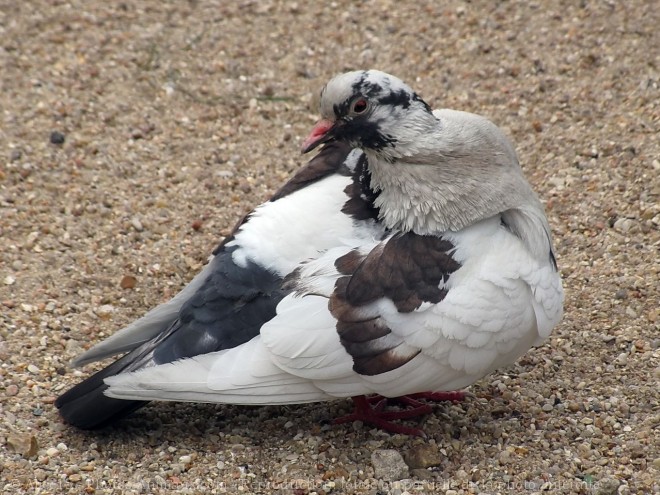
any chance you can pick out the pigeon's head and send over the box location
[301,70,435,158]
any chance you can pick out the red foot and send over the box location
[333,391,466,436]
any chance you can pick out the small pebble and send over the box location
[613,217,635,233]
[120,275,137,289]
[410,468,435,480]
[615,352,628,365]
[131,217,144,232]
[96,304,115,320]
[614,289,628,300]
[594,476,620,495]
[498,450,513,465]
[49,131,66,145]
[371,449,409,481]
[10,149,22,161]
[404,444,443,468]
[6,434,38,458]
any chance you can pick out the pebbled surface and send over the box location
[1,1,658,493]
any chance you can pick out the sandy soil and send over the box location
[1,1,658,494]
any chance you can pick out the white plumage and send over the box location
[57,70,563,434]
[105,215,562,402]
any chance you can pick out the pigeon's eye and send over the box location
[351,98,369,115]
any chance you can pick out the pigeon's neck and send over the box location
[366,155,491,234]
[361,108,556,263]
[365,152,554,264]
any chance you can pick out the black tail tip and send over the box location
[55,388,148,430]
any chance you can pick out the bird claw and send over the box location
[332,402,426,437]
[333,393,462,437]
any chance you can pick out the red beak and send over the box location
[301,119,335,154]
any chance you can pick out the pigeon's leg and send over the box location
[333,395,433,437]
[333,391,467,436]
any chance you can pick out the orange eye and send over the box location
[352,98,368,114]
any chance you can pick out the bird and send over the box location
[56,70,563,436]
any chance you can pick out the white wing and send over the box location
[262,215,562,397]
[105,215,563,404]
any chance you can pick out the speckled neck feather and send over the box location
[364,108,554,264]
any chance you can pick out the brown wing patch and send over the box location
[338,317,421,375]
[271,141,354,201]
[331,233,461,376]
[352,349,422,376]
[339,233,460,312]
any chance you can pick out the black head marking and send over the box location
[412,93,433,114]
[378,88,412,109]
[361,81,383,98]
[351,71,369,94]
[378,88,432,114]
[333,72,386,119]
[332,101,348,119]
[330,112,397,153]
[350,71,386,98]
[345,120,397,151]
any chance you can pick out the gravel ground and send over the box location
[1,1,658,494]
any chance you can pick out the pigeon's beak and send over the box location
[301,119,335,154]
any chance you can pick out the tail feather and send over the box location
[55,354,148,430]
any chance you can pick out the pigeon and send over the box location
[56,70,563,436]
